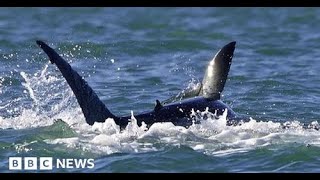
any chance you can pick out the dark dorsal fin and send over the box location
[154,99,163,112]
[36,40,121,126]
[200,41,236,100]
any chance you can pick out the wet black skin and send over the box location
[35,40,239,130]
[119,97,237,129]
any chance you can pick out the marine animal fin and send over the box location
[163,41,236,103]
[154,99,163,112]
[36,40,120,125]
[200,41,236,99]
[162,82,202,104]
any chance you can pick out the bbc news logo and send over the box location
[9,157,95,170]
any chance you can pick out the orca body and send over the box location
[36,40,238,130]
[120,97,237,128]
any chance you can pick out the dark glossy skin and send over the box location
[200,42,235,99]
[36,40,239,130]
[120,97,236,129]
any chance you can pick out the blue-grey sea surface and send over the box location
[0,7,320,172]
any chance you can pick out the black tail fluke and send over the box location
[36,40,118,125]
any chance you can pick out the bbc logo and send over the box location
[9,157,53,170]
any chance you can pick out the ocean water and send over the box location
[0,7,320,173]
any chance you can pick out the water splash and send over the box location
[20,71,39,106]
[47,110,320,157]
[0,63,82,129]
[1,63,320,157]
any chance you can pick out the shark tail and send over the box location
[200,41,236,99]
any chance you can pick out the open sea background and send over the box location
[0,7,320,173]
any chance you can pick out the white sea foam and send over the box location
[1,64,320,156]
